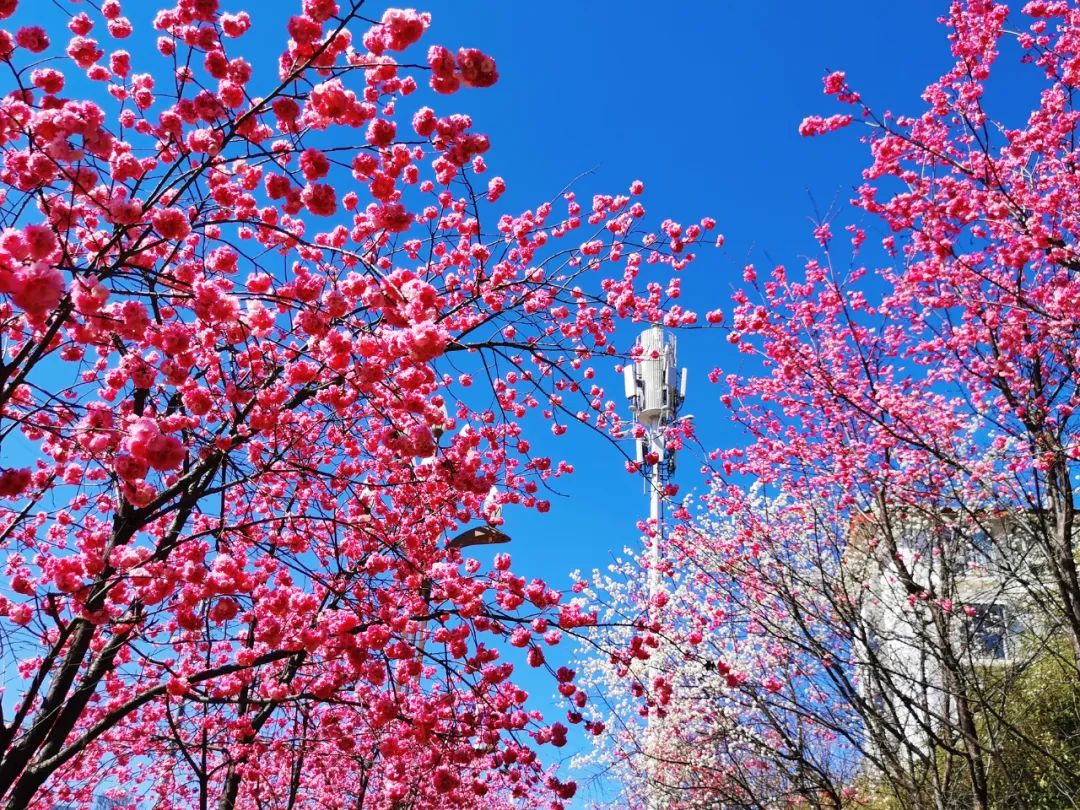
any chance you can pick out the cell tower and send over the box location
[623,325,686,809]
[624,325,686,529]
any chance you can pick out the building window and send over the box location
[970,529,994,565]
[964,603,1008,659]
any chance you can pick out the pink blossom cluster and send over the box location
[0,1,714,807]
[797,112,854,136]
[427,44,499,93]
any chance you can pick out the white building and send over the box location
[844,509,1053,759]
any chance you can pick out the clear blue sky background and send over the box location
[8,1,1039,805]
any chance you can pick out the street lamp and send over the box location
[447,525,511,550]
[412,524,510,657]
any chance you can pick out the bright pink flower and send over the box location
[298,147,330,180]
[372,202,411,232]
[456,47,498,88]
[143,433,185,471]
[72,278,109,315]
[430,72,459,94]
[106,17,133,39]
[191,0,219,22]
[246,272,273,294]
[220,11,251,37]
[264,173,291,199]
[67,36,103,69]
[427,44,454,77]
[182,387,213,416]
[151,207,191,240]
[0,467,31,497]
[114,453,148,482]
[823,70,846,94]
[308,79,352,120]
[798,113,853,136]
[302,0,338,23]
[351,152,378,179]
[287,15,321,46]
[432,767,459,794]
[9,603,32,626]
[30,68,64,93]
[121,479,157,507]
[23,224,58,261]
[206,247,237,274]
[68,12,92,35]
[380,9,427,51]
[407,321,448,361]
[271,96,300,130]
[110,50,131,76]
[15,26,49,53]
[127,416,160,446]
[368,172,396,201]
[108,197,143,225]
[302,183,337,216]
[412,106,436,137]
[366,118,396,147]
[12,262,64,316]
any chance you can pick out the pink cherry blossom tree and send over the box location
[0,1,715,807]
[583,2,1080,808]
